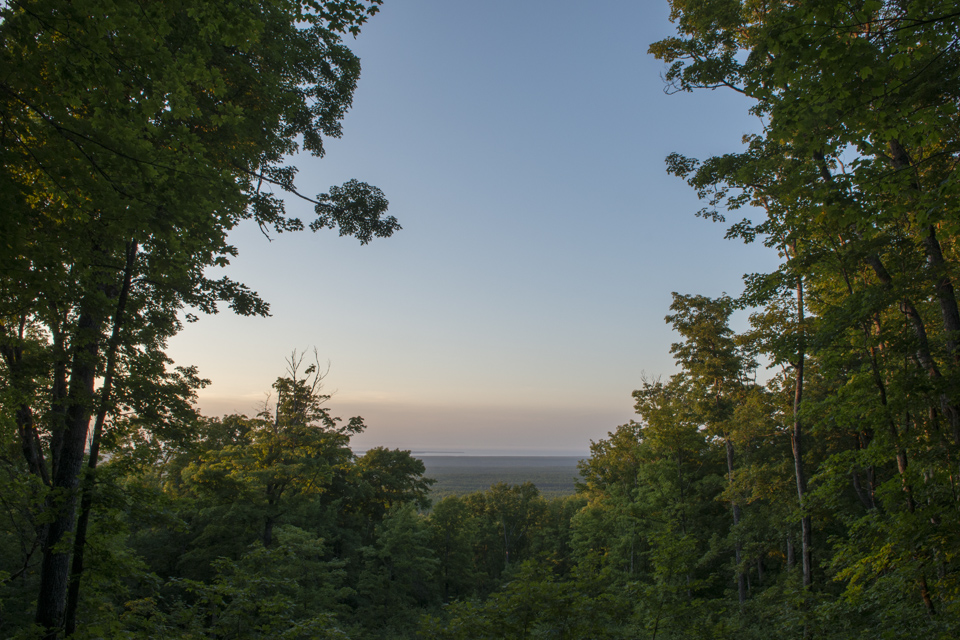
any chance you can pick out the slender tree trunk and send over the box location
[892,425,937,616]
[868,334,937,616]
[851,469,875,511]
[922,226,960,438]
[17,403,50,484]
[49,328,70,482]
[1,316,51,485]
[819,151,942,608]
[864,256,939,374]
[887,140,960,354]
[64,242,138,636]
[888,139,960,435]
[263,514,275,548]
[790,275,813,589]
[921,225,960,362]
[35,306,104,639]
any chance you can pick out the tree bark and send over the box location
[64,241,138,636]
[921,225,960,362]
[0,317,51,485]
[887,139,960,435]
[35,305,104,639]
[791,275,813,589]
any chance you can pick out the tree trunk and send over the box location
[922,226,960,437]
[0,318,51,485]
[888,139,960,435]
[64,241,138,636]
[921,225,960,363]
[791,275,813,589]
[887,140,960,354]
[35,307,104,639]
[263,514,275,548]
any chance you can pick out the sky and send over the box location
[166,0,781,455]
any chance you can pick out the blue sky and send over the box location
[167,0,781,454]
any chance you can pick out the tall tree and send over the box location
[666,293,756,604]
[0,1,395,636]
[651,0,960,619]
[666,143,822,588]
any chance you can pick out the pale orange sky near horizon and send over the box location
[195,393,629,455]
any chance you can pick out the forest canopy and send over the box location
[3,0,960,639]
[1,0,395,637]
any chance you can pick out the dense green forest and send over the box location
[3,0,960,638]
